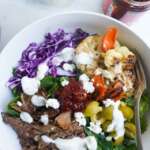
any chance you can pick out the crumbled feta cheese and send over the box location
[103,99,125,139]
[106,136,112,141]
[79,74,95,94]
[63,63,75,72]
[40,114,49,125]
[41,135,54,144]
[17,101,22,107]
[31,95,46,107]
[75,52,94,65]
[123,86,128,92]
[20,112,33,124]
[79,74,89,82]
[74,112,86,126]
[114,63,122,74]
[46,98,60,109]
[56,47,75,62]
[36,63,49,80]
[94,68,102,75]
[61,79,69,87]
[95,68,115,81]
[82,81,95,93]
[52,48,75,66]
[102,70,115,81]
[21,76,40,95]
[88,121,102,134]
[52,57,63,66]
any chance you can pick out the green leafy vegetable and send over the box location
[11,87,21,97]
[6,96,20,117]
[41,76,64,97]
[84,127,136,150]
[121,91,150,133]
[84,127,113,150]
[140,91,150,133]
[121,97,134,108]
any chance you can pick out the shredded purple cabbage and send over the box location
[8,28,89,89]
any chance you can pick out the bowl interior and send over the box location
[0,12,150,150]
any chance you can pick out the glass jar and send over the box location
[103,0,150,19]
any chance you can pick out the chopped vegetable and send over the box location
[101,106,113,121]
[6,97,20,117]
[114,136,124,145]
[119,104,134,121]
[101,27,118,52]
[91,75,107,99]
[121,97,134,108]
[84,127,137,150]
[8,29,89,89]
[40,76,61,97]
[84,101,102,122]
[107,80,125,101]
[122,92,150,133]
[125,122,136,139]
[140,91,150,133]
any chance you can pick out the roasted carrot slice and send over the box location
[101,27,118,52]
[91,75,107,99]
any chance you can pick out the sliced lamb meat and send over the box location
[33,108,60,122]
[38,140,58,150]
[2,113,85,150]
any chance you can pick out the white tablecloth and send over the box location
[0,0,150,51]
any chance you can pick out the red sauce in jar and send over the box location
[108,0,150,19]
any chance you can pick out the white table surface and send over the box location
[0,0,150,51]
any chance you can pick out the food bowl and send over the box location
[0,11,149,150]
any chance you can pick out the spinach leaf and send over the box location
[121,91,150,133]
[84,128,137,150]
[41,76,63,97]
[123,138,137,150]
[6,97,20,117]
[121,97,134,108]
[84,128,113,150]
[140,91,150,133]
[11,87,21,97]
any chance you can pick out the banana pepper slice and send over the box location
[84,101,102,122]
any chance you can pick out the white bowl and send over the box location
[0,11,150,150]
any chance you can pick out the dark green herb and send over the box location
[6,97,20,117]
[121,97,134,108]
[84,127,113,150]
[41,76,64,97]
[84,127,137,150]
[140,91,150,133]
[11,87,21,97]
[12,67,17,76]
[121,91,150,133]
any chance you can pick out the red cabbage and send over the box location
[8,28,89,89]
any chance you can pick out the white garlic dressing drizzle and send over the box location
[103,99,125,139]
[41,135,97,150]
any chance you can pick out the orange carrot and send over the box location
[101,27,118,52]
[91,75,107,99]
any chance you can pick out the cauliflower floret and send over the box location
[104,49,122,67]
[75,35,102,76]
[117,46,134,58]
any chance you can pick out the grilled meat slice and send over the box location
[2,113,85,150]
